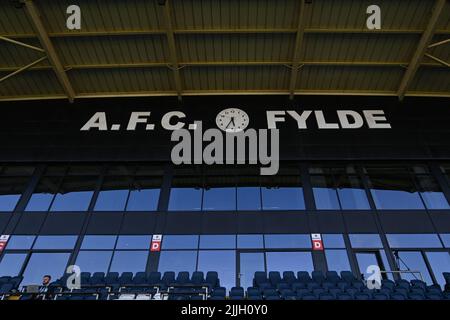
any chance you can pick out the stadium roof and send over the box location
[0,0,449,102]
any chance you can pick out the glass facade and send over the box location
[0,162,450,291]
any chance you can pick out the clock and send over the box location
[216,108,250,133]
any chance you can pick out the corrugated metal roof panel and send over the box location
[182,66,289,91]
[0,70,63,97]
[68,68,174,94]
[176,34,295,63]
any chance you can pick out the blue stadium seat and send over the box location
[229,287,244,300]
[276,283,290,291]
[312,288,326,296]
[190,295,204,300]
[162,271,176,286]
[105,272,119,288]
[0,277,11,286]
[381,279,395,291]
[132,272,148,286]
[90,272,105,287]
[263,288,278,299]
[373,292,390,300]
[340,271,357,283]
[266,295,281,300]
[80,272,91,286]
[295,288,310,298]
[408,293,425,300]
[442,272,450,284]
[301,293,317,300]
[297,271,312,283]
[254,271,271,288]
[325,271,341,284]
[306,282,320,291]
[336,292,353,300]
[346,288,360,297]
[337,281,351,291]
[329,288,342,298]
[391,292,407,300]
[247,287,262,300]
[410,279,427,291]
[119,272,134,286]
[426,293,443,300]
[9,276,23,289]
[191,271,205,285]
[292,282,306,291]
[147,272,162,287]
[280,289,296,300]
[312,271,326,284]
[176,271,191,285]
[269,271,283,287]
[205,271,219,288]
[282,271,297,285]
[395,279,411,290]
[351,281,365,291]
[354,292,371,300]
[322,281,336,290]
[210,287,226,300]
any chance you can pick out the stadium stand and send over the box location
[0,270,449,300]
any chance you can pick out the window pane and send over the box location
[75,251,112,273]
[322,234,346,248]
[116,236,151,249]
[325,250,351,273]
[416,175,450,209]
[349,234,383,248]
[387,234,442,248]
[126,189,160,211]
[311,175,340,210]
[25,176,63,211]
[265,234,311,249]
[198,251,235,290]
[237,235,264,249]
[5,235,35,250]
[338,175,370,210]
[49,175,96,211]
[162,235,199,249]
[0,253,27,277]
[33,236,77,250]
[261,167,305,210]
[158,251,197,273]
[262,188,305,210]
[81,236,116,250]
[95,190,129,211]
[51,191,93,211]
[397,251,433,285]
[199,235,236,249]
[266,252,314,273]
[203,188,236,211]
[21,253,70,286]
[0,176,29,211]
[237,187,261,210]
[109,251,148,274]
[367,167,425,210]
[425,252,450,289]
[168,188,202,211]
[440,234,450,248]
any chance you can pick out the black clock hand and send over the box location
[225,117,235,129]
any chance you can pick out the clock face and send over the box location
[216,108,250,133]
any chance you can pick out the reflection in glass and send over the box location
[0,176,30,211]
[349,234,383,248]
[95,190,128,211]
[162,235,199,249]
[0,253,27,277]
[397,251,432,284]
[425,251,450,289]
[367,167,424,210]
[266,252,314,273]
[198,251,235,290]
[81,235,116,250]
[109,251,148,274]
[416,175,450,209]
[33,236,78,250]
[237,235,264,249]
[126,189,160,211]
[75,251,113,273]
[199,235,236,249]
[168,188,202,211]
[116,236,151,249]
[322,234,346,248]
[261,168,305,210]
[5,236,35,250]
[265,234,311,249]
[325,250,351,273]
[158,251,197,273]
[237,187,261,210]
[386,234,442,248]
[21,253,70,286]
[239,252,264,290]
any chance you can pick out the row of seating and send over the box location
[53,271,220,291]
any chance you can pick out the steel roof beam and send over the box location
[0,56,47,83]
[162,0,183,101]
[397,0,446,100]
[23,0,75,102]
[288,0,307,100]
